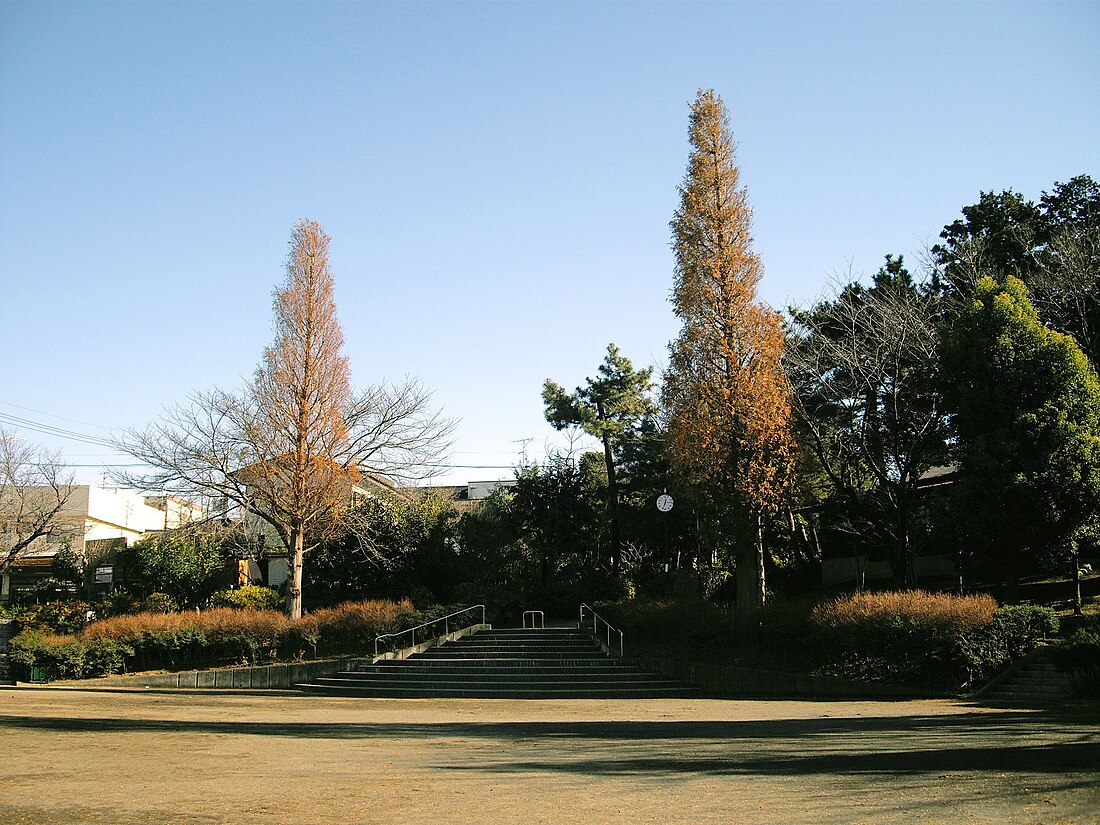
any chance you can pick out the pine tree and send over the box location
[542,343,656,572]
[662,89,795,613]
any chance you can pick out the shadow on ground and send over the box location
[3,708,1099,781]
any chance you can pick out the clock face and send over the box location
[656,494,674,513]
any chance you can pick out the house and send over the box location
[0,485,202,604]
[402,479,517,512]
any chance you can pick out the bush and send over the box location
[94,590,142,618]
[290,599,413,659]
[810,591,998,688]
[209,586,283,612]
[142,593,178,614]
[952,605,1058,688]
[990,604,1059,656]
[595,598,731,653]
[1052,615,1100,696]
[808,592,1058,690]
[15,601,94,635]
[12,598,433,680]
[83,607,291,669]
[7,629,132,681]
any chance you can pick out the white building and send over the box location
[1,485,202,603]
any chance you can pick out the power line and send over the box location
[0,411,116,448]
[0,399,112,431]
[0,408,525,471]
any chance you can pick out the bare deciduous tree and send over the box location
[1030,226,1100,367]
[117,220,453,618]
[786,257,949,586]
[1,428,78,576]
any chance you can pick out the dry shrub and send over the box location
[812,590,996,636]
[81,599,412,665]
[810,590,998,687]
[15,598,415,678]
[291,598,413,658]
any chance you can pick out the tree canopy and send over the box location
[117,220,453,618]
[941,275,1100,593]
[543,343,655,571]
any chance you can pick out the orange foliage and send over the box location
[664,89,796,514]
[812,590,998,636]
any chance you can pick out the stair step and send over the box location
[298,624,696,699]
[357,665,646,675]
[324,673,671,685]
[297,684,700,699]
[314,677,685,690]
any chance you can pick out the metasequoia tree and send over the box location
[542,343,655,572]
[118,220,453,618]
[662,89,796,614]
[786,257,950,586]
[0,428,78,575]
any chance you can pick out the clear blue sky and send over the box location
[2,1,1097,486]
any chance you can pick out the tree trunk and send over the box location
[600,432,622,573]
[287,528,305,620]
[895,486,917,589]
[1072,549,1083,617]
[736,515,766,611]
[735,515,767,646]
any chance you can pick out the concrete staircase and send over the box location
[0,619,14,685]
[297,627,700,698]
[982,649,1076,704]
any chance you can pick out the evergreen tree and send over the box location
[542,343,655,572]
[941,275,1100,598]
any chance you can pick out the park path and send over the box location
[0,688,1097,824]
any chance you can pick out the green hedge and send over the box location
[811,593,1057,690]
[1052,615,1100,697]
[209,585,284,611]
[8,630,133,680]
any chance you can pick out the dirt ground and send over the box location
[0,688,1097,825]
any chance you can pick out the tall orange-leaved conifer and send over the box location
[249,219,358,619]
[662,89,795,612]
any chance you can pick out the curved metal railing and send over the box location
[523,610,545,629]
[579,603,623,657]
[374,604,486,658]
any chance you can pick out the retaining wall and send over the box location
[54,656,364,690]
[638,655,947,699]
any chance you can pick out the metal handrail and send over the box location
[523,610,544,629]
[579,603,623,657]
[374,604,486,657]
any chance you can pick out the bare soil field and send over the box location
[0,687,1097,824]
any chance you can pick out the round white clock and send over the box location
[656,494,674,512]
